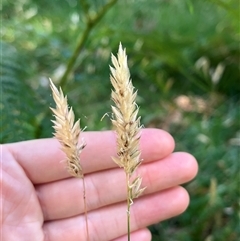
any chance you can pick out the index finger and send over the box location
[5,128,175,184]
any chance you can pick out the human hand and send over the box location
[2,128,198,241]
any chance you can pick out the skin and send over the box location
[1,128,198,241]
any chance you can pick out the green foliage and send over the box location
[1,0,239,240]
[149,95,239,241]
[0,42,41,142]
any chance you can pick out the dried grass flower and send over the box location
[110,43,146,240]
[49,79,89,240]
[49,79,85,178]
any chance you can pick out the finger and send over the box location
[111,228,151,241]
[6,129,175,184]
[2,146,44,225]
[43,187,189,241]
[37,152,197,220]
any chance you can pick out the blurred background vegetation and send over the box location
[1,0,239,240]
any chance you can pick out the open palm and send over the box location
[2,129,198,241]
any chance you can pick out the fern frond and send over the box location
[0,42,39,143]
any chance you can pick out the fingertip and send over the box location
[163,130,175,154]
[112,228,151,241]
[175,186,190,215]
[159,186,190,218]
[185,153,198,180]
[173,152,199,183]
[141,128,175,162]
[135,228,152,241]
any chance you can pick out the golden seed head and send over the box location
[110,43,142,176]
[110,43,145,200]
[49,79,85,178]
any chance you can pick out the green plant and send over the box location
[59,0,118,87]
[0,42,42,143]
[149,95,240,241]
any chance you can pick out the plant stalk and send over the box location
[59,0,118,87]
[127,173,131,241]
[82,177,90,241]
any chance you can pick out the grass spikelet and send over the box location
[49,78,89,241]
[110,43,146,241]
[49,79,85,178]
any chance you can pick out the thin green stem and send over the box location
[59,25,91,87]
[127,173,131,241]
[80,0,91,21]
[59,0,118,87]
[82,177,90,241]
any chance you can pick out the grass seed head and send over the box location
[110,43,145,199]
[49,79,85,178]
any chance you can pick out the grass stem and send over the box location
[110,43,145,241]
[127,174,131,241]
[82,177,90,241]
[59,0,118,87]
